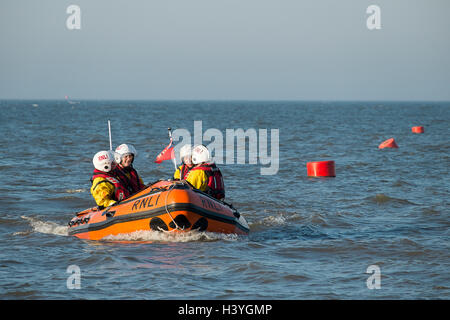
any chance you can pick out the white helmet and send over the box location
[115,143,137,163]
[93,150,117,172]
[180,144,192,159]
[191,145,210,165]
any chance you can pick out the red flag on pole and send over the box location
[154,139,175,164]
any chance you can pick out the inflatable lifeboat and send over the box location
[68,180,250,240]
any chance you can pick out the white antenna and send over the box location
[168,127,177,171]
[108,120,112,150]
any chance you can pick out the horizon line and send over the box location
[1,98,449,103]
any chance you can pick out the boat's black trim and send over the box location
[68,202,249,236]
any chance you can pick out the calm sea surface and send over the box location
[0,100,448,299]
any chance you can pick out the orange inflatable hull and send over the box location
[68,180,249,240]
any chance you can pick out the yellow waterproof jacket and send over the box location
[185,169,209,192]
[173,166,181,180]
[173,164,192,180]
[90,177,117,208]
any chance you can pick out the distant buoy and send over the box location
[378,138,398,149]
[412,126,424,133]
[307,161,336,177]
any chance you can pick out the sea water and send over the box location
[0,100,448,299]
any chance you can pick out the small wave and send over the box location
[307,212,329,227]
[20,216,68,236]
[421,207,440,215]
[249,212,305,235]
[433,285,450,290]
[102,230,240,243]
[372,194,395,204]
[65,189,86,194]
[282,274,310,281]
[105,230,241,242]
[392,180,414,188]
[368,194,417,206]
[0,165,13,172]
[261,214,287,226]
[255,212,303,227]
[12,231,32,236]
[46,195,82,201]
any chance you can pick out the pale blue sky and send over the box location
[1,0,449,100]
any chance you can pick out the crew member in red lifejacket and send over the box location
[114,143,145,195]
[173,144,194,180]
[90,150,130,209]
[185,145,225,201]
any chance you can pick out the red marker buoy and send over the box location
[307,161,336,177]
[378,138,398,149]
[412,126,424,133]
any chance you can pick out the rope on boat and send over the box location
[161,182,182,231]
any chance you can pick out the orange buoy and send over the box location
[307,160,336,177]
[412,126,424,133]
[378,138,398,149]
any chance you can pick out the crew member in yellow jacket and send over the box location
[185,166,209,192]
[185,145,225,200]
[173,144,194,180]
[90,150,130,209]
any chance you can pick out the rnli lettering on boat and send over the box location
[201,198,223,211]
[131,194,161,211]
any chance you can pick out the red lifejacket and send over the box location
[189,163,225,200]
[91,169,130,202]
[115,166,145,195]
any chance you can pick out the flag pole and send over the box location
[108,120,113,151]
[168,127,177,171]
